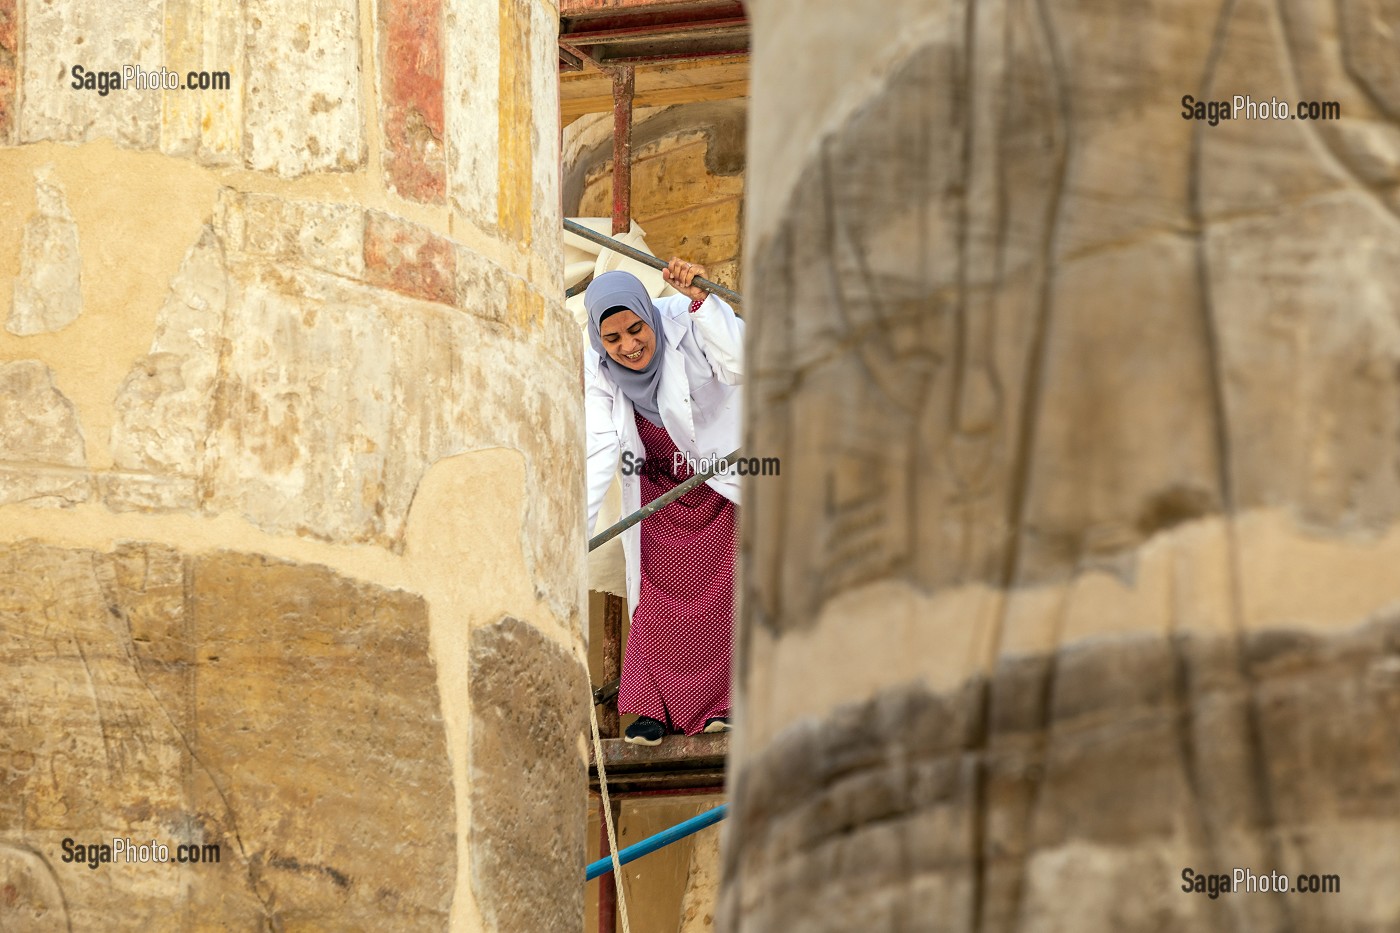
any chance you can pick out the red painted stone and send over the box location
[363,211,456,305]
[0,0,17,144]
[381,0,446,203]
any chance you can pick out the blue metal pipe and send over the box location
[585,803,728,882]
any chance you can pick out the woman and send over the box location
[584,259,743,746]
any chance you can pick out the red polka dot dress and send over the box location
[619,410,736,736]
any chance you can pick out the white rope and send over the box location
[589,698,633,933]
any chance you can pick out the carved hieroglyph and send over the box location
[0,0,582,930]
[103,188,580,613]
[725,0,1400,930]
[0,541,454,929]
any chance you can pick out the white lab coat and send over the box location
[585,293,744,612]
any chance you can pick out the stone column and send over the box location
[0,1,583,931]
[726,0,1400,930]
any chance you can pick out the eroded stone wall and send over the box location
[726,0,1400,930]
[3,542,453,928]
[0,1,583,930]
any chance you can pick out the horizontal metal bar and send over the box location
[591,771,727,794]
[590,47,750,67]
[589,732,728,769]
[562,0,735,18]
[564,18,748,45]
[588,449,741,551]
[588,778,728,795]
[585,803,728,881]
[592,677,620,706]
[564,218,743,305]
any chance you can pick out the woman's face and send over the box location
[599,309,656,370]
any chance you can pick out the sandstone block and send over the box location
[495,0,533,243]
[106,191,584,614]
[0,360,90,506]
[0,845,69,930]
[0,541,454,930]
[158,0,245,164]
[444,0,501,230]
[243,0,364,176]
[381,0,447,203]
[730,0,1400,928]
[468,617,587,933]
[679,818,722,933]
[364,209,457,305]
[18,0,163,147]
[109,229,227,504]
[726,623,1400,931]
[8,167,82,336]
[0,0,15,144]
[525,0,559,267]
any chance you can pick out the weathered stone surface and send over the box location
[17,0,365,173]
[0,0,15,145]
[1272,0,1400,216]
[107,228,227,511]
[0,360,90,506]
[364,209,456,304]
[243,0,363,176]
[734,3,1400,619]
[526,0,560,271]
[381,0,446,203]
[444,0,500,229]
[217,188,365,280]
[0,541,454,930]
[679,820,722,932]
[468,616,587,933]
[1205,193,1400,528]
[729,0,1400,929]
[8,167,82,336]
[494,0,533,244]
[18,0,163,147]
[159,0,245,164]
[3,4,583,932]
[107,189,583,613]
[0,844,69,930]
[725,621,1400,931]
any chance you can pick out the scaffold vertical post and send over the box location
[597,593,624,931]
[600,594,625,737]
[611,65,634,236]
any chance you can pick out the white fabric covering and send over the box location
[565,218,682,599]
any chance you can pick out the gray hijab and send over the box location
[585,271,666,427]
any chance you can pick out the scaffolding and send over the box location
[559,6,751,927]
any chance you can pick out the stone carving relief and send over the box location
[728,0,1400,929]
[0,541,454,929]
[105,188,581,614]
[468,617,588,933]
